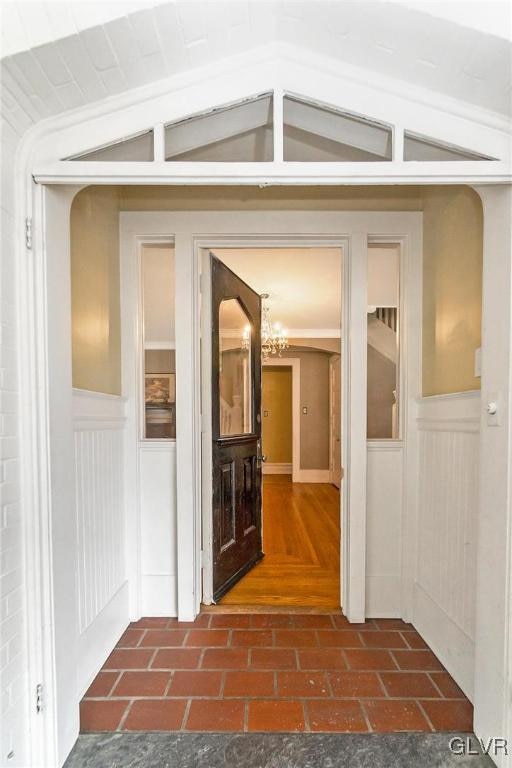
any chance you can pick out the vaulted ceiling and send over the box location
[1,0,511,145]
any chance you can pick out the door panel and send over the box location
[211,255,263,601]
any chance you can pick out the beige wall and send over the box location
[422,187,483,396]
[367,347,396,438]
[277,350,331,470]
[145,349,176,374]
[73,183,482,400]
[70,187,121,395]
[262,368,293,464]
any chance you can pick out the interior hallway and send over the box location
[220,476,340,608]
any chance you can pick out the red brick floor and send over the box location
[80,614,473,734]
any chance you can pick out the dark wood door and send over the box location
[211,254,263,601]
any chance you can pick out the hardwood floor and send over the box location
[220,475,341,608]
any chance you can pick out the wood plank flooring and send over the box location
[220,475,341,608]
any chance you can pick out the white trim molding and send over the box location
[263,463,293,475]
[263,357,302,484]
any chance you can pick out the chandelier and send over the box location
[242,293,289,361]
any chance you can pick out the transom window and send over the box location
[64,92,496,164]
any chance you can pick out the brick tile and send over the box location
[361,631,408,649]
[277,671,329,697]
[80,700,129,732]
[298,649,346,670]
[250,614,293,628]
[210,614,251,629]
[420,700,473,731]
[402,631,429,650]
[430,672,466,699]
[112,671,171,697]
[379,672,441,699]
[317,630,362,648]
[344,649,397,671]
[168,614,211,628]
[248,700,305,732]
[130,618,169,629]
[167,670,222,697]
[103,648,154,670]
[186,699,245,731]
[291,615,334,629]
[275,630,317,647]
[185,629,229,647]
[140,630,187,647]
[250,648,297,670]
[84,671,119,698]
[202,648,249,669]
[364,700,431,732]
[332,615,376,631]
[392,650,444,672]
[124,699,186,731]
[231,630,273,647]
[308,700,368,732]
[152,648,201,670]
[224,671,275,697]
[329,671,385,698]
[373,619,414,631]
[116,629,144,648]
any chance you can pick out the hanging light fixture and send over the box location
[260,293,289,361]
[241,293,289,361]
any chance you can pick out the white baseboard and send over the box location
[78,580,129,698]
[296,469,331,483]
[263,463,292,475]
[413,583,474,702]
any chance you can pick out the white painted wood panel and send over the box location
[72,389,129,696]
[414,391,480,700]
[366,444,403,617]
[139,442,177,616]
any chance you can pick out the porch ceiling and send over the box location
[1,1,511,144]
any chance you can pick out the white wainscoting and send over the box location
[72,389,129,696]
[414,391,480,701]
[139,441,177,616]
[366,442,404,617]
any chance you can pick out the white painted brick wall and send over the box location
[1,112,27,765]
[0,3,509,766]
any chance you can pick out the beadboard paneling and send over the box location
[72,390,128,694]
[414,391,480,700]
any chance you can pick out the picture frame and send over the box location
[144,373,176,405]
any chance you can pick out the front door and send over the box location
[211,255,263,601]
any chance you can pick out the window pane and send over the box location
[403,132,493,161]
[68,130,153,161]
[219,299,253,436]
[165,94,273,162]
[283,95,392,161]
[367,244,400,439]
[141,245,176,439]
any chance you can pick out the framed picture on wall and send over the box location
[144,373,176,405]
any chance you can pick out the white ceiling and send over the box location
[213,247,343,332]
[1,0,511,145]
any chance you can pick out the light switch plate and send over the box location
[487,392,501,427]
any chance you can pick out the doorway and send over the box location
[202,245,344,608]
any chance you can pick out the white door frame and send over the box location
[262,358,301,483]
[119,211,421,625]
[329,354,342,488]
[198,234,350,612]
